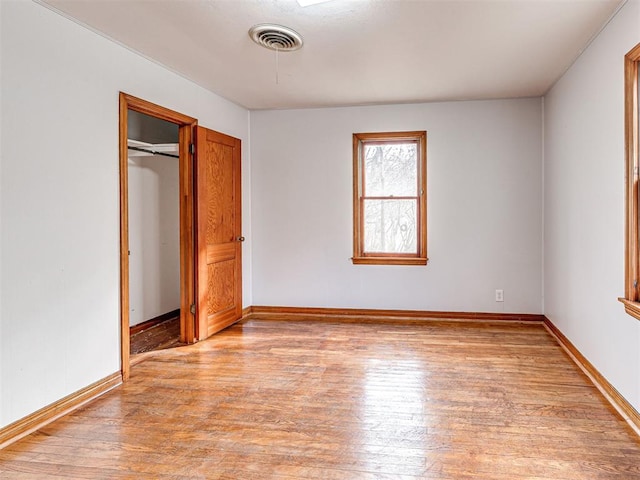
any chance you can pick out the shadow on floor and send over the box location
[130,316,183,355]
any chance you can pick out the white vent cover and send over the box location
[248,24,303,52]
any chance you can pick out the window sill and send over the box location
[351,257,428,266]
[618,298,640,321]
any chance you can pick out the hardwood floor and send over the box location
[1,318,639,479]
[130,316,182,355]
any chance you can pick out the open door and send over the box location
[194,126,243,340]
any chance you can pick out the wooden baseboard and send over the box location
[241,306,253,319]
[543,317,640,436]
[0,372,122,450]
[248,305,544,324]
[130,309,180,335]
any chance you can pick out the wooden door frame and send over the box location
[119,93,197,380]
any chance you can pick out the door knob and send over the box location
[237,236,245,242]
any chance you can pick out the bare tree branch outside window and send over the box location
[363,143,418,254]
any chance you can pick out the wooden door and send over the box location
[194,126,242,340]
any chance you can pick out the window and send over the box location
[621,42,640,321]
[352,131,427,265]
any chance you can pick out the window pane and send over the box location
[363,199,417,254]
[364,143,417,196]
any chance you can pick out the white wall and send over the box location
[250,99,543,313]
[544,0,640,412]
[0,0,250,427]
[128,155,180,326]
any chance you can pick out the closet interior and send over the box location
[127,110,182,355]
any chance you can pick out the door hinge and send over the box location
[189,143,195,155]
[634,280,638,289]
[190,304,196,315]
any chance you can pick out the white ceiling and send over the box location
[41,0,623,110]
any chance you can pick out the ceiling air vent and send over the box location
[248,24,303,52]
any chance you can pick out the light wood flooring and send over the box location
[1,318,639,479]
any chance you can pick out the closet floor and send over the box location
[130,316,182,355]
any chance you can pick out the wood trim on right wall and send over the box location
[621,42,640,321]
[543,317,640,436]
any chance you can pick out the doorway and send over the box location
[127,111,181,355]
[119,93,197,380]
[119,94,244,381]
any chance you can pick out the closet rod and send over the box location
[128,145,179,159]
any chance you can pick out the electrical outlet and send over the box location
[495,289,504,302]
